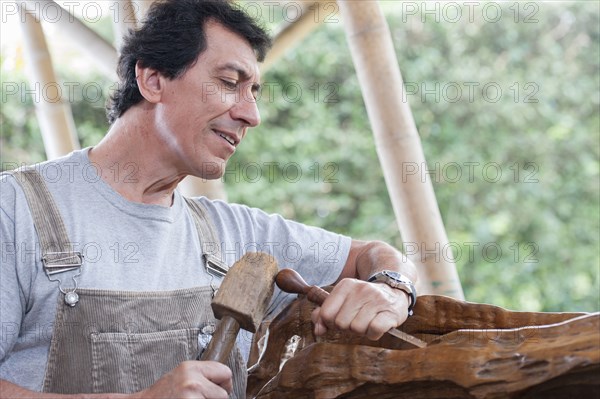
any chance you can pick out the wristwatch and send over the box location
[368,270,417,316]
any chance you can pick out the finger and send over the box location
[220,375,233,395]
[318,279,359,328]
[334,278,397,331]
[311,307,328,336]
[365,311,403,341]
[196,361,233,398]
[198,383,230,399]
[344,283,408,338]
[347,303,379,336]
[149,361,231,399]
[196,361,233,393]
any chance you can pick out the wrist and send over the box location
[367,270,417,316]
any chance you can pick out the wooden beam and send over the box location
[337,0,464,298]
[261,1,334,73]
[18,4,79,159]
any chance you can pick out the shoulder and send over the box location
[2,150,88,186]
[1,172,24,224]
[192,196,289,229]
[1,150,88,221]
[191,196,350,245]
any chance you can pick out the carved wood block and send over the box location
[247,294,599,399]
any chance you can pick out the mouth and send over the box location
[219,133,235,146]
[215,130,238,147]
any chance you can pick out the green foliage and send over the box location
[227,2,600,312]
[1,59,45,166]
[1,2,598,312]
[0,56,111,165]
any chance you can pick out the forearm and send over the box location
[342,240,418,284]
[0,380,129,399]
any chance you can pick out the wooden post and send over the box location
[179,176,228,201]
[132,0,154,23]
[337,0,464,298]
[112,0,137,51]
[18,4,79,159]
[24,0,117,80]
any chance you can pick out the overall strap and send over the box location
[184,197,228,277]
[5,168,82,273]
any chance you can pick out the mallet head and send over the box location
[211,252,279,332]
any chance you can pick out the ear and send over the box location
[135,62,164,103]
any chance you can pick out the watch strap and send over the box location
[368,270,417,316]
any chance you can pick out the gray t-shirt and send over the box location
[0,149,351,391]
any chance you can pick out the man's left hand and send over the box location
[310,277,411,341]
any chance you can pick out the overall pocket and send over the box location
[90,328,201,393]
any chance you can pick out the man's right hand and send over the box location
[0,361,233,399]
[132,361,233,399]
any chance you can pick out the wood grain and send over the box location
[247,294,599,398]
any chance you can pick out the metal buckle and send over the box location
[204,255,228,278]
[42,251,84,275]
[203,255,228,297]
[42,251,84,307]
[196,323,216,360]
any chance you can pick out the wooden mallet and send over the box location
[201,252,279,363]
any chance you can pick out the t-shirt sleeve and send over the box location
[195,197,352,317]
[0,175,27,362]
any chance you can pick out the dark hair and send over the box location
[106,0,271,124]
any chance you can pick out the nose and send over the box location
[231,94,261,128]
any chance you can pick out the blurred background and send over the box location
[1,1,598,312]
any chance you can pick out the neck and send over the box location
[89,112,186,207]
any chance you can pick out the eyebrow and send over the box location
[217,63,261,93]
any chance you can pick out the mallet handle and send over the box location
[200,316,240,363]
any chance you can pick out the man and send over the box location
[0,1,417,398]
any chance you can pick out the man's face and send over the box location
[155,21,262,179]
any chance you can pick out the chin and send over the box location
[193,170,224,180]
[203,173,224,180]
[194,159,226,179]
